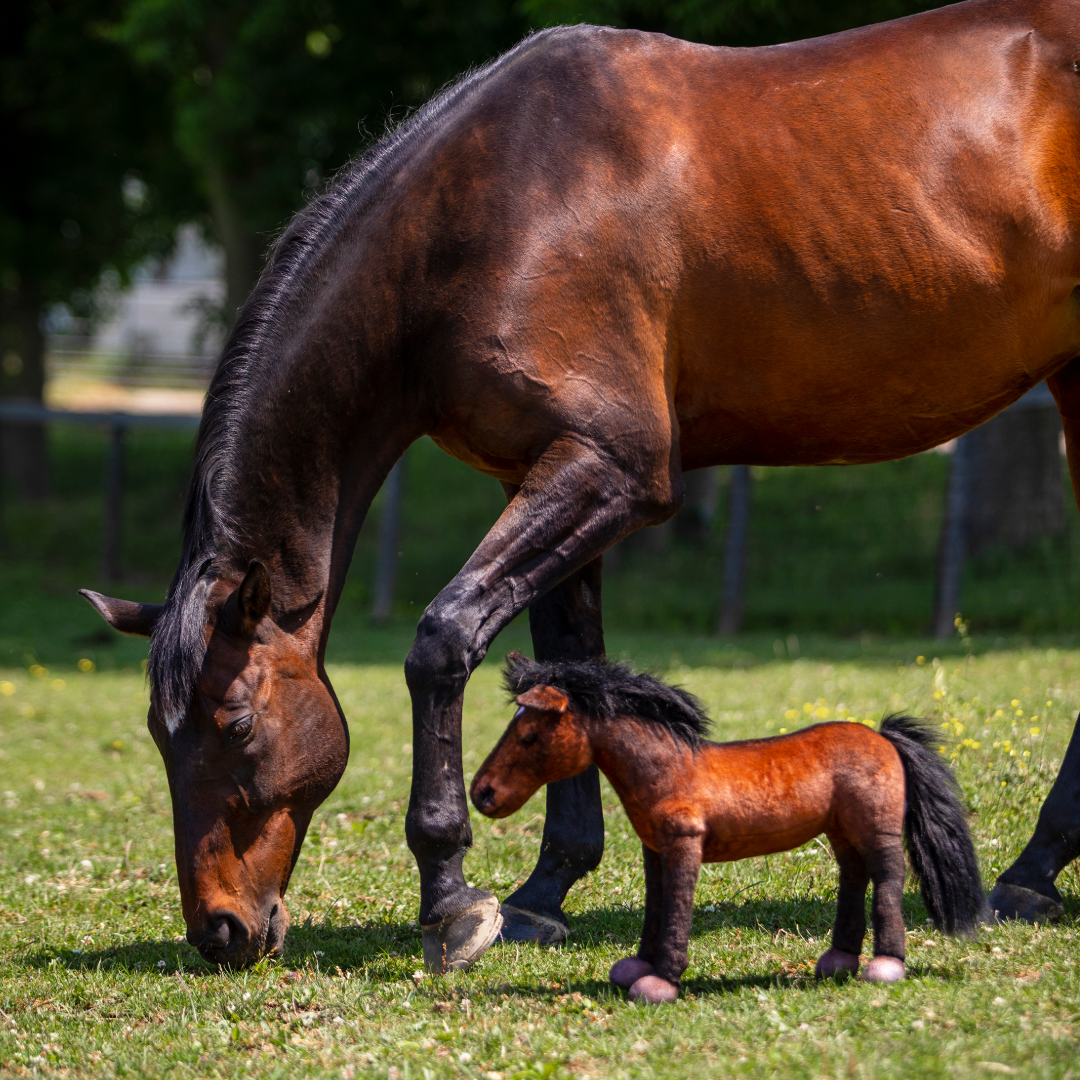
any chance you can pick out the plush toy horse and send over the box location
[471,653,986,1003]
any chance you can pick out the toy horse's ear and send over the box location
[79,590,163,637]
[236,561,272,638]
[515,685,569,714]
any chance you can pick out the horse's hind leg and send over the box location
[501,555,606,944]
[861,837,907,983]
[816,837,868,980]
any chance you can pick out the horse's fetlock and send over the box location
[406,806,472,859]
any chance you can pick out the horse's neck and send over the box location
[208,306,416,632]
[588,717,686,797]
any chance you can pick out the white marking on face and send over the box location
[164,711,183,734]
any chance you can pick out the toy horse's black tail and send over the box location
[879,715,987,935]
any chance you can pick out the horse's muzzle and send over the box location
[471,782,498,815]
[188,901,287,967]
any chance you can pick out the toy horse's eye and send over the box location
[228,716,253,742]
[520,731,538,746]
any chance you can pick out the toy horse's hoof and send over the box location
[629,974,679,1004]
[497,904,568,945]
[609,957,655,990]
[987,880,1064,925]
[815,948,860,980]
[860,956,905,983]
[422,894,503,973]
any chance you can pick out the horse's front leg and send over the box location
[501,554,607,943]
[610,842,662,990]
[628,835,702,1003]
[405,434,682,972]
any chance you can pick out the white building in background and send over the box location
[49,224,225,388]
[92,224,225,370]
[46,226,225,412]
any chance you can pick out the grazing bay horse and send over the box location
[84,0,1080,971]
[471,654,986,1003]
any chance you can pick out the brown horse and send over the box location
[471,654,986,1003]
[83,0,1080,971]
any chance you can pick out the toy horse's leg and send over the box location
[626,836,702,1003]
[861,838,907,983]
[816,839,867,979]
[500,556,606,944]
[990,366,1080,922]
[405,434,681,972]
[610,843,661,989]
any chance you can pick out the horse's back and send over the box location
[689,722,903,861]
[362,2,1080,476]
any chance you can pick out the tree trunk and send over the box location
[965,397,1064,555]
[675,467,720,543]
[205,163,262,326]
[0,286,50,498]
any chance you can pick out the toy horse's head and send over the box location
[470,683,592,818]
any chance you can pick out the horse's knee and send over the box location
[404,602,477,695]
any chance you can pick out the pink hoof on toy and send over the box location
[609,956,655,990]
[815,948,860,980]
[628,974,679,1004]
[860,955,906,983]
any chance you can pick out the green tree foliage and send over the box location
[115,1,529,321]
[520,0,947,45]
[0,0,189,495]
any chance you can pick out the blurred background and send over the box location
[2,0,1077,672]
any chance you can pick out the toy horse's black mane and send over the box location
[503,652,711,747]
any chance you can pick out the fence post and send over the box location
[371,455,405,623]
[932,433,972,638]
[101,422,126,583]
[717,465,751,635]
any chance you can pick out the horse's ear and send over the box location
[515,685,569,714]
[236,561,272,638]
[79,590,163,637]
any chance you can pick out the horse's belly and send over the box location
[702,822,825,863]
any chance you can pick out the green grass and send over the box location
[1,641,1079,1078]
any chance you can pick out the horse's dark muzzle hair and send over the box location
[471,783,497,814]
[188,903,285,967]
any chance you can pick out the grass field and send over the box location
[2,636,1079,1078]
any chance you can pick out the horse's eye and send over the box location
[228,716,253,742]
[520,731,538,746]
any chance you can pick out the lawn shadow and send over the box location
[20,938,217,974]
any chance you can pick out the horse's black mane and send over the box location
[147,27,566,723]
[503,653,711,748]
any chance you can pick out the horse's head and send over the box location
[470,683,592,818]
[81,561,348,967]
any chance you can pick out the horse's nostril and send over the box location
[474,784,496,811]
[196,909,247,954]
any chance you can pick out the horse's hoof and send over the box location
[815,948,860,980]
[628,974,679,1004]
[860,956,905,983]
[421,894,503,973]
[987,880,1064,925]
[610,956,655,990]
[497,904,568,945]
